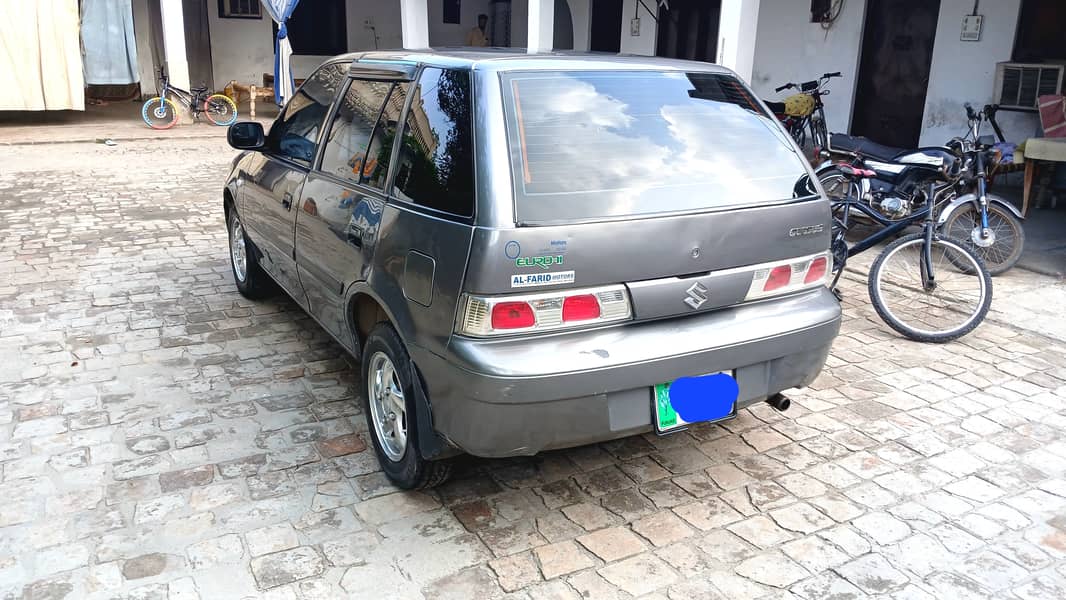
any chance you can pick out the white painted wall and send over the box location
[428,0,492,46]
[919,0,1038,145]
[619,0,656,55]
[751,0,1039,145]
[207,1,405,90]
[750,0,866,135]
[717,0,760,82]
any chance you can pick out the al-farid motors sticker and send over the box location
[510,271,575,288]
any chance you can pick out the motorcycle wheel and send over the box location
[941,203,1025,276]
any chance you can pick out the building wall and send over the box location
[751,0,1040,146]
[920,0,1038,146]
[429,0,493,46]
[207,0,487,90]
[750,0,867,134]
[618,0,656,55]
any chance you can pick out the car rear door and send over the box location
[294,72,406,345]
[241,61,347,299]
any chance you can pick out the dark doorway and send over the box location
[655,0,720,63]
[851,0,940,148]
[589,0,622,52]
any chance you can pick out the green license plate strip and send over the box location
[653,375,737,434]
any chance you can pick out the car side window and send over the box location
[319,79,395,184]
[361,82,411,191]
[267,62,347,165]
[393,68,474,217]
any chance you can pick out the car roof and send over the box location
[333,48,735,74]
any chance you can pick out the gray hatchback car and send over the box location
[223,49,841,488]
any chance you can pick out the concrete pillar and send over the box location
[717,0,760,83]
[528,0,554,53]
[568,0,592,51]
[400,0,430,49]
[158,0,189,91]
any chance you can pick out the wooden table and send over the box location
[1016,137,1066,216]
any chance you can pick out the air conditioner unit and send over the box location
[994,62,1066,110]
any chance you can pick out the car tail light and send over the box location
[746,252,831,301]
[562,295,600,322]
[804,256,828,284]
[764,265,792,292]
[491,302,536,329]
[459,285,631,337]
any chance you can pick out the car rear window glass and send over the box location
[393,68,475,217]
[501,71,813,223]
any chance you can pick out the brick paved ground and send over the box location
[1,138,1066,599]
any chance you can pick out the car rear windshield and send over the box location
[501,71,814,224]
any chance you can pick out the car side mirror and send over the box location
[228,121,265,150]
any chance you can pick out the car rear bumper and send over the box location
[410,287,841,458]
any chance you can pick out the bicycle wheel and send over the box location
[204,94,238,126]
[868,233,992,343]
[141,97,180,130]
[941,203,1025,275]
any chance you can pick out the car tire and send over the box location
[227,207,274,299]
[361,323,452,489]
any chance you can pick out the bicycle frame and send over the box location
[834,180,942,291]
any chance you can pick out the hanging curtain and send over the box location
[81,0,140,85]
[261,0,301,106]
[0,0,84,110]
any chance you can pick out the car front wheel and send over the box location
[361,323,451,489]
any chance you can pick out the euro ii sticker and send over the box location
[516,255,564,269]
[510,271,575,288]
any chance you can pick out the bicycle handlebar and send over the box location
[775,83,793,93]
[824,72,842,78]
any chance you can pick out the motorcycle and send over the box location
[764,72,841,155]
[816,104,1025,275]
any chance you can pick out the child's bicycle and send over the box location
[141,68,238,130]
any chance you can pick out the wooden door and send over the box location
[851,0,940,148]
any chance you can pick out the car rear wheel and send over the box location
[361,323,451,489]
[227,208,273,299]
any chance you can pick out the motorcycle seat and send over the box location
[763,100,787,115]
[830,133,906,161]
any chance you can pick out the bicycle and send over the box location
[829,164,993,343]
[141,68,238,130]
[765,72,841,154]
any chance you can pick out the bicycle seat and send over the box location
[837,163,876,180]
[191,85,209,93]
[830,133,906,161]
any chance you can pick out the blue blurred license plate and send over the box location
[653,372,739,433]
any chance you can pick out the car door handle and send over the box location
[282,192,293,211]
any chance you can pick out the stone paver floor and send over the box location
[1,138,1066,599]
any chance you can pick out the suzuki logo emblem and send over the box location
[684,282,709,309]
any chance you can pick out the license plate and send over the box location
[654,372,739,434]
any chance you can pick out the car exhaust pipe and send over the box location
[766,393,791,412]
